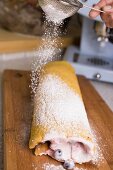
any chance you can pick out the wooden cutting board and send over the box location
[3,70,113,170]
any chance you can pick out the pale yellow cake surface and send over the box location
[41,61,82,97]
[29,61,92,149]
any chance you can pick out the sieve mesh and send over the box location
[38,0,83,22]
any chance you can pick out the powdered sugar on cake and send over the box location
[31,20,62,95]
[34,74,90,131]
[33,74,101,163]
[30,0,103,167]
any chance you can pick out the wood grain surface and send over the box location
[3,70,113,170]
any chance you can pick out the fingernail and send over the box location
[103,5,112,11]
[93,5,100,9]
[92,4,96,7]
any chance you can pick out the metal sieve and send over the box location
[38,0,83,22]
[38,0,105,23]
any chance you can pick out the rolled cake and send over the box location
[29,61,96,168]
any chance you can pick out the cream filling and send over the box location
[34,75,96,164]
[42,137,94,164]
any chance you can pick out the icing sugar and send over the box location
[34,74,90,131]
[43,163,65,170]
[31,20,63,95]
[42,4,69,24]
[43,163,87,170]
[30,0,103,167]
[33,74,101,163]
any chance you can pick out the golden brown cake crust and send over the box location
[29,61,88,149]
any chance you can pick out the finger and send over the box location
[110,13,113,20]
[96,0,113,8]
[101,13,110,22]
[100,5,113,23]
[101,13,113,27]
[103,5,113,12]
[89,0,113,18]
[89,6,102,18]
[105,21,113,27]
[108,13,113,27]
[101,9,113,22]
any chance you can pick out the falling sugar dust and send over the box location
[31,19,64,95]
[30,4,104,170]
[31,0,78,94]
[31,0,75,94]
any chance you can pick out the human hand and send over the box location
[89,0,113,28]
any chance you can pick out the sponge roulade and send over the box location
[29,61,96,166]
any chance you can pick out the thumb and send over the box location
[103,5,113,12]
